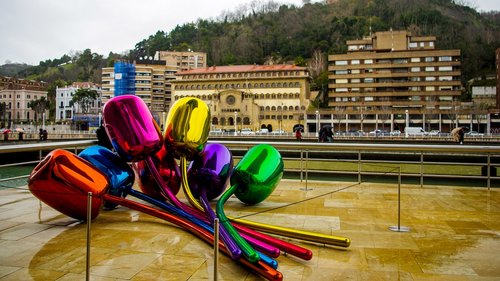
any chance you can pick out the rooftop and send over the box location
[177,64,306,75]
[0,179,499,280]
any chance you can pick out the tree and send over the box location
[28,97,50,125]
[70,88,98,115]
[76,49,103,82]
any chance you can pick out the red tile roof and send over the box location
[177,64,306,75]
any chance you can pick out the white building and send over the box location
[55,82,102,122]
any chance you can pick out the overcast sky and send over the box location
[0,0,497,65]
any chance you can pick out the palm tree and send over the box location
[28,97,50,127]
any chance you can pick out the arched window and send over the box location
[265,106,270,111]
[288,106,293,111]
[243,117,250,125]
[295,106,300,110]
[60,101,63,108]
[271,106,276,111]
[220,118,226,126]
[212,117,218,125]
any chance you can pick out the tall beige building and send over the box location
[101,60,178,122]
[328,30,462,132]
[154,51,207,71]
[172,64,310,132]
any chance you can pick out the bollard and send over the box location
[389,167,410,232]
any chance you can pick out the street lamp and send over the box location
[405,109,409,138]
[234,111,238,136]
[315,110,319,138]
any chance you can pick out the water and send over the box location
[0,165,35,189]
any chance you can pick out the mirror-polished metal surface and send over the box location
[1,179,499,280]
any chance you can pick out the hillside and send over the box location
[5,0,499,87]
[0,63,32,77]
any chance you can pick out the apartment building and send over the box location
[327,30,462,132]
[0,76,48,127]
[154,51,207,71]
[101,60,178,122]
[171,64,310,132]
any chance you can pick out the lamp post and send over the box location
[279,103,283,132]
[98,112,102,127]
[234,111,238,136]
[315,110,319,138]
[405,109,409,138]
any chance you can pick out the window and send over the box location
[438,66,452,71]
[438,76,452,81]
[438,56,452,62]
[425,86,435,91]
[411,67,420,72]
[409,42,418,48]
[425,66,435,72]
[335,70,348,75]
[336,79,348,84]
[425,57,434,62]
[425,76,436,81]
[335,60,348,65]
[411,57,420,62]
[351,79,360,83]
[364,59,373,64]
[335,88,348,92]
[351,69,360,74]
[364,78,374,83]
[351,60,360,65]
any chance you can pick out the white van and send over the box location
[404,127,427,136]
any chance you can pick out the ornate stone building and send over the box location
[171,64,310,132]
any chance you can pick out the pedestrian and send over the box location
[295,129,302,141]
[96,125,113,150]
[18,131,23,141]
[319,127,326,142]
[451,127,465,144]
[39,128,43,141]
[326,128,334,142]
[42,130,48,141]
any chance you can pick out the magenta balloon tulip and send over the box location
[135,146,181,201]
[103,95,163,162]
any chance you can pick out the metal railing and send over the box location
[1,140,499,188]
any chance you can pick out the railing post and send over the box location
[420,151,424,188]
[213,218,219,281]
[389,166,410,232]
[487,153,491,190]
[300,149,303,182]
[305,150,309,190]
[358,150,361,183]
[86,192,92,281]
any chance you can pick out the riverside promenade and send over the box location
[0,179,499,280]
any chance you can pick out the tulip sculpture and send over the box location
[28,149,282,281]
[27,94,351,280]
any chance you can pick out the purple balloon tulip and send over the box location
[187,143,233,200]
[103,95,163,162]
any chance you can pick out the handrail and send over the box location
[1,140,499,188]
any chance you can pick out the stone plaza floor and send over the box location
[0,179,499,280]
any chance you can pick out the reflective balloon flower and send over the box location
[232,144,284,205]
[103,95,163,162]
[164,97,210,160]
[28,149,109,221]
[187,143,233,200]
[79,145,135,209]
[134,146,181,201]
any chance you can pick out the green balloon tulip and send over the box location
[232,144,284,205]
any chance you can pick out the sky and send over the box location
[0,0,498,65]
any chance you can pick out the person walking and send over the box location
[295,129,302,141]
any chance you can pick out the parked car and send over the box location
[390,130,401,136]
[240,128,255,135]
[368,129,382,136]
[405,127,428,136]
[256,128,269,134]
[429,130,441,136]
[465,131,484,137]
[271,129,286,135]
[209,129,224,135]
